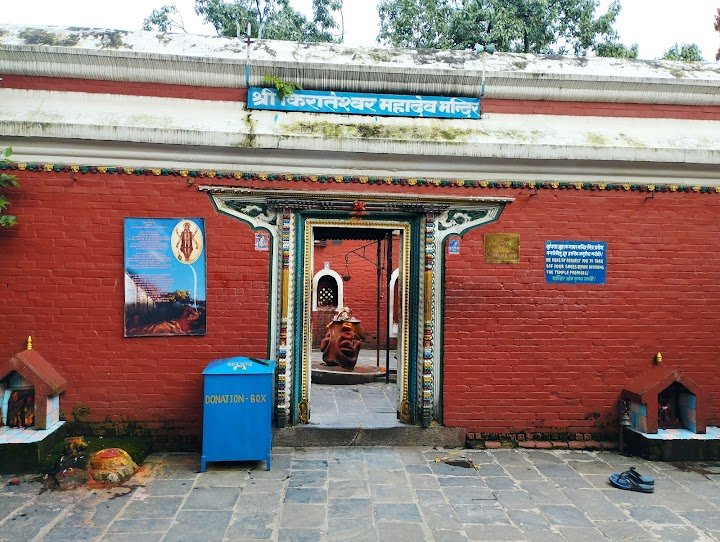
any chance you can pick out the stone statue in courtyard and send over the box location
[320,307,366,370]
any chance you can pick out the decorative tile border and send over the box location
[4,162,720,194]
[422,213,435,428]
[279,209,294,426]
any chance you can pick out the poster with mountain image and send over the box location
[124,218,206,337]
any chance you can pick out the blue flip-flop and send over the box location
[609,472,654,493]
[624,467,654,486]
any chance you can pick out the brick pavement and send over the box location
[1,448,719,541]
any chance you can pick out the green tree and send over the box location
[377,0,633,56]
[596,41,638,58]
[143,4,188,33]
[144,0,343,42]
[662,43,704,61]
[0,148,20,228]
[715,8,719,60]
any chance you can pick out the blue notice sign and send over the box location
[247,87,481,119]
[545,241,606,284]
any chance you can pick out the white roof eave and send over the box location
[1,88,719,184]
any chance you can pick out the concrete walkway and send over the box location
[1,448,720,541]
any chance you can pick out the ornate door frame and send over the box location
[294,214,419,426]
[204,186,511,427]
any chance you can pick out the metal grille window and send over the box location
[317,277,338,308]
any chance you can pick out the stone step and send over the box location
[625,426,720,461]
[0,422,68,474]
[273,425,465,448]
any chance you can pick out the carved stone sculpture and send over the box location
[320,307,365,370]
[87,448,138,484]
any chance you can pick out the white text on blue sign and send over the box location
[248,88,481,120]
[545,241,607,284]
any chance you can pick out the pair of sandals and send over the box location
[609,467,655,493]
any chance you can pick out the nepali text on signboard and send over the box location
[545,241,607,284]
[485,233,520,264]
[247,87,481,120]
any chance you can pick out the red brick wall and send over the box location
[443,189,720,436]
[2,172,719,438]
[0,171,269,436]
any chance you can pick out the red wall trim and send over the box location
[483,98,720,120]
[1,75,248,102]
[4,75,720,119]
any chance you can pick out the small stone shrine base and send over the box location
[311,362,385,385]
[625,426,720,461]
[0,421,67,473]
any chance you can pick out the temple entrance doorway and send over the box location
[292,215,419,428]
[207,187,509,429]
[309,227,402,428]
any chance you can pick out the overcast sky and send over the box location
[2,0,719,60]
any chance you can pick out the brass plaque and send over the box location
[484,233,520,264]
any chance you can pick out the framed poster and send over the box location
[124,218,207,337]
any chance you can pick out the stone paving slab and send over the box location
[0,448,719,541]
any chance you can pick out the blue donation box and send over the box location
[201,356,275,472]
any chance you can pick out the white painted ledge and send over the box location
[1,88,718,181]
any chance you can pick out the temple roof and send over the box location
[1,24,719,104]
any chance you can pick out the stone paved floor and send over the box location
[310,382,400,428]
[310,348,400,428]
[2,448,720,541]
